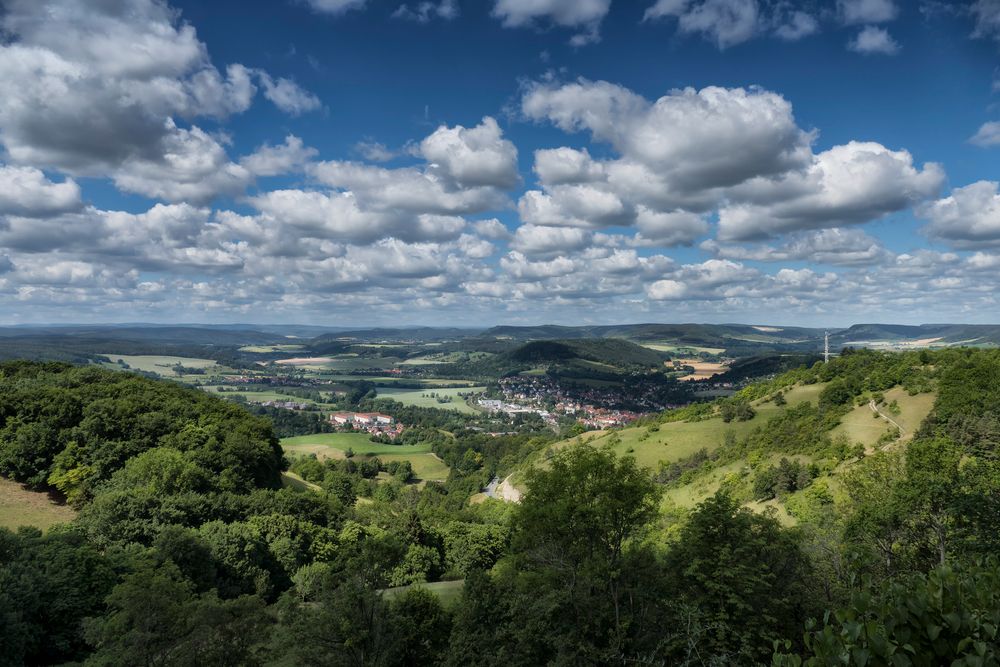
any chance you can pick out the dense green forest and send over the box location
[2,350,1000,665]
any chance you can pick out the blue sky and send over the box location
[1,0,1000,326]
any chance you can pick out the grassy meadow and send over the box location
[832,386,936,446]
[281,433,450,482]
[375,386,485,414]
[0,477,75,531]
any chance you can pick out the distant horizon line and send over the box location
[0,321,996,331]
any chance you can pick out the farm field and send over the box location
[400,351,494,366]
[103,354,218,375]
[0,477,75,531]
[276,355,404,371]
[639,343,727,355]
[674,358,729,381]
[239,344,306,353]
[375,386,485,414]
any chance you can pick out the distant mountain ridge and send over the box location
[1,323,999,367]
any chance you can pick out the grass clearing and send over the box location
[375,386,485,414]
[282,432,432,456]
[381,580,464,608]
[379,453,450,481]
[281,433,450,482]
[0,477,76,531]
[833,387,936,446]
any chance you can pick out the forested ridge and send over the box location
[0,351,999,665]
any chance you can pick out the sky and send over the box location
[1,0,1000,327]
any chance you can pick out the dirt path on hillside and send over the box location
[869,399,906,441]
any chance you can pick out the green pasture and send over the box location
[0,477,75,531]
[281,433,448,481]
[832,387,936,446]
[375,386,485,414]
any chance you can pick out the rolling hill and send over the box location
[500,347,952,526]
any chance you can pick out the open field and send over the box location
[282,432,432,456]
[401,351,494,366]
[281,433,449,481]
[274,356,337,367]
[199,386,337,407]
[315,375,481,388]
[639,343,727,355]
[239,344,306,353]
[674,359,728,381]
[381,579,465,608]
[276,355,404,371]
[832,387,936,446]
[103,354,218,375]
[379,453,450,481]
[0,477,76,531]
[375,386,485,414]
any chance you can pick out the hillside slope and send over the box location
[504,348,951,524]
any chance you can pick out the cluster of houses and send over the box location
[328,411,403,436]
[477,398,557,425]
[578,408,643,429]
